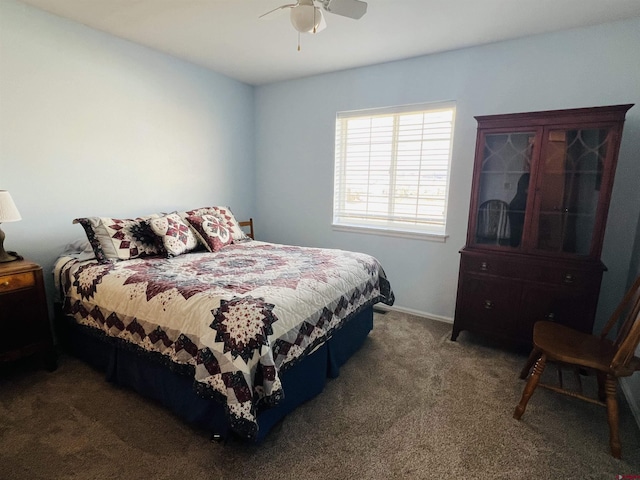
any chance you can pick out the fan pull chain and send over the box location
[313,6,317,33]
[298,31,301,51]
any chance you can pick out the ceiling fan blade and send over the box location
[259,3,299,19]
[321,0,367,19]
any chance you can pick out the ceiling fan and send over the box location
[260,0,367,49]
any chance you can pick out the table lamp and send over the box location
[0,190,22,263]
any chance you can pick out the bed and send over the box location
[54,207,394,441]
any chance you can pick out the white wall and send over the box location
[254,18,640,331]
[0,0,256,301]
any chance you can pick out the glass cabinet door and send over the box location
[473,131,536,248]
[533,127,610,256]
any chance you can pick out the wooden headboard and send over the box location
[238,218,254,240]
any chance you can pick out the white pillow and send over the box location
[148,213,199,257]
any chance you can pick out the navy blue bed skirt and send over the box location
[56,306,374,441]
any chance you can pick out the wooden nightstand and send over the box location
[0,259,57,370]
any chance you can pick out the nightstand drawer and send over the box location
[0,271,36,293]
[0,259,57,370]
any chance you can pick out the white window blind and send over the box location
[333,102,455,237]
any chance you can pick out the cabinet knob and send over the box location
[1,280,9,287]
[480,262,488,271]
[483,299,494,310]
[563,273,576,284]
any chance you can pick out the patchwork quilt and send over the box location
[56,241,394,439]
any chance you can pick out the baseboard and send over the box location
[373,303,453,325]
[620,377,640,431]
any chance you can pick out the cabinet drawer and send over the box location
[0,271,36,293]
[518,284,598,340]
[461,255,510,276]
[457,275,519,338]
[535,267,588,289]
[461,253,591,289]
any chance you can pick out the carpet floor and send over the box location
[1,310,639,479]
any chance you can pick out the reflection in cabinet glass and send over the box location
[535,128,608,255]
[453,104,633,348]
[475,132,535,247]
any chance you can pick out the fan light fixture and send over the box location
[260,0,367,50]
[290,4,323,33]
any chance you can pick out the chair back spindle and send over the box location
[610,277,640,372]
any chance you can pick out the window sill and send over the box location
[332,224,448,242]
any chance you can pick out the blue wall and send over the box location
[2,0,640,422]
[2,0,639,335]
[0,0,256,298]
[254,18,640,330]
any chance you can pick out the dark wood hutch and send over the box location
[452,104,633,348]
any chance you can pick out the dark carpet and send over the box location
[1,311,639,479]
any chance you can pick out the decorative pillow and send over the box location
[181,206,247,242]
[148,213,199,257]
[73,214,162,263]
[185,214,233,252]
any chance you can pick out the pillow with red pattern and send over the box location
[181,206,247,242]
[185,214,233,252]
[73,214,162,263]
[148,213,199,257]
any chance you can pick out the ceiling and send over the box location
[18,0,640,86]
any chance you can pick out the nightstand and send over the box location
[0,259,57,370]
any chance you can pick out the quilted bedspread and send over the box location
[56,240,394,439]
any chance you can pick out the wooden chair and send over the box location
[514,275,640,458]
[238,218,254,240]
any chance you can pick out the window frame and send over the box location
[332,101,456,241]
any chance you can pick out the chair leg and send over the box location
[519,348,541,379]
[573,368,583,394]
[514,353,546,420]
[557,365,564,389]
[596,372,606,402]
[605,375,622,459]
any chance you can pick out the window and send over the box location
[333,102,455,239]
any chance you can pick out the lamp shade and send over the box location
[0,191,22,222]
[290,5,323,33]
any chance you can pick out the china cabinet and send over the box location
[452,104,633,348]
